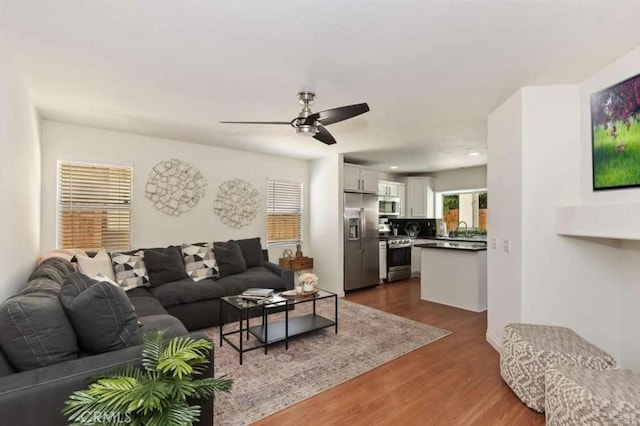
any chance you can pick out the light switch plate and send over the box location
[503,239,511,253]
[491,237,497,249]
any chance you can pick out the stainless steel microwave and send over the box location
[378,196,400,216]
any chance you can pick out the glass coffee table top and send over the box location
[222,289,336,310]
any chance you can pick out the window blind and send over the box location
[267,179,303,245]
[58,162,132,251]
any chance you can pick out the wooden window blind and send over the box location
[58,162,132,251]
[267,179,303,245]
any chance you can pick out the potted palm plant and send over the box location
[63,330,232,426]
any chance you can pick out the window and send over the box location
[440,190,488,235]
[58,161,132,250]
[267,179,303,245]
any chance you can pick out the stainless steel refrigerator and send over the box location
[344,192,379,291]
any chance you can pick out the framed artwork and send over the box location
[590,72,640,190]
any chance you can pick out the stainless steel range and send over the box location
[385,236,412,282]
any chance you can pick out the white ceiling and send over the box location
[2,0,640,173]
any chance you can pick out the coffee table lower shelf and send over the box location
[248,313,335,344]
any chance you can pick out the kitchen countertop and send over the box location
[414,241,487,251]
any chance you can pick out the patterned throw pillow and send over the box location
[111,250,150,291]
[181,243,217,282]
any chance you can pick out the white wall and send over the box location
[40,121,310,263]
[309,155,344,296]
[0,33,41,301]
[432,165,487,192]
[519,86,624,359]
[486,90,523,348]
[488,73,640,369]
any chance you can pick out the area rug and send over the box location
[204,299,450,425]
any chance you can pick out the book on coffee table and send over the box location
[242,288,274,298]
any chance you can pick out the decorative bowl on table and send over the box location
[281,288,320,298]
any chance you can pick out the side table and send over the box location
[279,256,313,272]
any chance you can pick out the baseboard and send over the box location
[486,330,501,352]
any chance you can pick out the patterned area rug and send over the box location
[204,299,450,425]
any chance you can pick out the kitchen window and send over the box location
[267,179,303,245]
[57,161,132,250]
[439,190,487,235]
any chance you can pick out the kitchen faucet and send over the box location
[456,221,468,238]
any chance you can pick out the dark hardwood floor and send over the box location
[255,278,544,425]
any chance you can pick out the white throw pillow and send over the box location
[93,272,120,288]
[76,250,116,281]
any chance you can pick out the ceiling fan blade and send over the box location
[313,125,337,145]
[219,121,291,125]
[303,103,370,126]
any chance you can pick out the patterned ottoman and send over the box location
[500,323,616,412]
[545,365,640,425]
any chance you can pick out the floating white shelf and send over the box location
[556,203,640,241]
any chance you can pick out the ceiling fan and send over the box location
[220,92,369,145]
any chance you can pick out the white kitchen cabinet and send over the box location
[401,177,434,218]
[411,239,429,276]
[378,180,400,197]
[379,241,387,281]
[344,164,378,194]
[398,183,406,217]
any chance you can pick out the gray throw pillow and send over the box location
[60,272,141,354]
[235,237,264,268]
[144,246,188,286]
[0,283,79,371]
[214,241,247,277]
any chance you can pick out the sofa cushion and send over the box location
[235,237,264,268]
[214,241,247,277]
[129,296,167,317]
[149,278,227,308]
[75,250,116,281]
[125,286,153,298]
[138,314,188,338]
[19,277,62,294]
[28,257,75,286]
[215,266,287,295]
[111,249,150,291]
[0,283,79,371]
[182,242,217,281]
[144,246,188,287]
[60,272,141,354]
[0,349,14,377]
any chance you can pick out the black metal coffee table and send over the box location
[219,289,338,364]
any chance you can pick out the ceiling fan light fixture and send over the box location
[296,124,317,136]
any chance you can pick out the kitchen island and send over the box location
[414,241,487,312]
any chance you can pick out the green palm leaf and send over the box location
[63,331,231,425]
[141,330,167,372]
[191,377,233,398]
[146,401,201,426]
[157,338,213,378]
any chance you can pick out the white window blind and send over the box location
[58,162,132,251]
[267,179,303,245]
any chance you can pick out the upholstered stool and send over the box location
[545,365,640,425]
[500,323,616,412]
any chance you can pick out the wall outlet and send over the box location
[503,239,511,253]
[491,237,497,249]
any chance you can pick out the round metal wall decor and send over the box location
[214,179,262,229]
[144,159,207,217]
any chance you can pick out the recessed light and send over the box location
[389,166,398,169]
[468,152,480,156]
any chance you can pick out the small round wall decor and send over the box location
[144,159,207,217]
[214,179,262,229]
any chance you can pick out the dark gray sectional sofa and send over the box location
[0,239,294,426]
